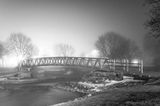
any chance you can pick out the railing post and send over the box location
[109,59,111,70]
[113,59,115,71]
[125,59,129,72]
[18,63,22,72]
[141,60,143,74]
[123,59,125,71]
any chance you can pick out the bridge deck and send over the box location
[20,57,143,73]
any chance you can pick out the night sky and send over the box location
[0,0,147,56]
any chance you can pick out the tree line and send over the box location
[0,32,142,62]
[0,33,38,66]
[0,0,159,67]
[0,30,152,67]
[143,0,160,66]
[95,32,141,59]
[0,33,76,66]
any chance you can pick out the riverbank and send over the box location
[52,76,160,106]
[53,70,148,95]
[0,67,159,106]
[51,70,160,106]
[52,84,160,106]
[54,78,144,94]
[0,77,85,106]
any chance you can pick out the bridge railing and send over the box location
[102,59,143,73]
[19,57,143,73]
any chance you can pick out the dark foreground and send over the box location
[53,84,160,106]
[0,80,84,106]
[0,66,160,106]
[51,66,160,106]
[0,66,89,106]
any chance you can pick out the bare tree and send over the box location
[6,33,37,60]
[0,42,4,58]
[143,34,160,66]
[55,43,75,56]
[144,0,160,66]
[0,41,8,67]
[0,42,4,66]
[95,32,141,59]
[127,40,142,59]
[145,0,160,38]
[79,52,86,57]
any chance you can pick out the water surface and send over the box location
[0,83,82,106]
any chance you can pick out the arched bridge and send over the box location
[20,57,143,73]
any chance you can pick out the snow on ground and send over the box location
[78,79,143,92]
[51,78,145,106]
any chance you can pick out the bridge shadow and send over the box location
[30,66,93,81]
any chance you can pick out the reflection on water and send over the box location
[0,84,82,106]
[0,67,88,106]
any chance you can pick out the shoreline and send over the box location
[52,84,160,106]
[0,72,159,106]
[51,79,145,106]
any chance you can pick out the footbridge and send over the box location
[20,57,143,73]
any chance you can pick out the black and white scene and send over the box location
[0,0,160,106]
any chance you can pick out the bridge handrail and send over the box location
[19,56,143,73]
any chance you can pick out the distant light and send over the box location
[86,49,99,57]
[1,55,24,67]
[2,55,18,67]
[132,59,139,64]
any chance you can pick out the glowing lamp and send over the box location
[132,59,139,64]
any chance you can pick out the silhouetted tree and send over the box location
[145,0,160,38]
[143,34,160,66]
[0,42,4,66]
[143,0,160,66]
[95,32,141,59]
[79,52,86,57]
[0,41,9,66]
[127,40,142,59]
[6,33,37,60]
[55,43,75,56]
[0,42,4,58]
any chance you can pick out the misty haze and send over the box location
[0,0,160,106]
